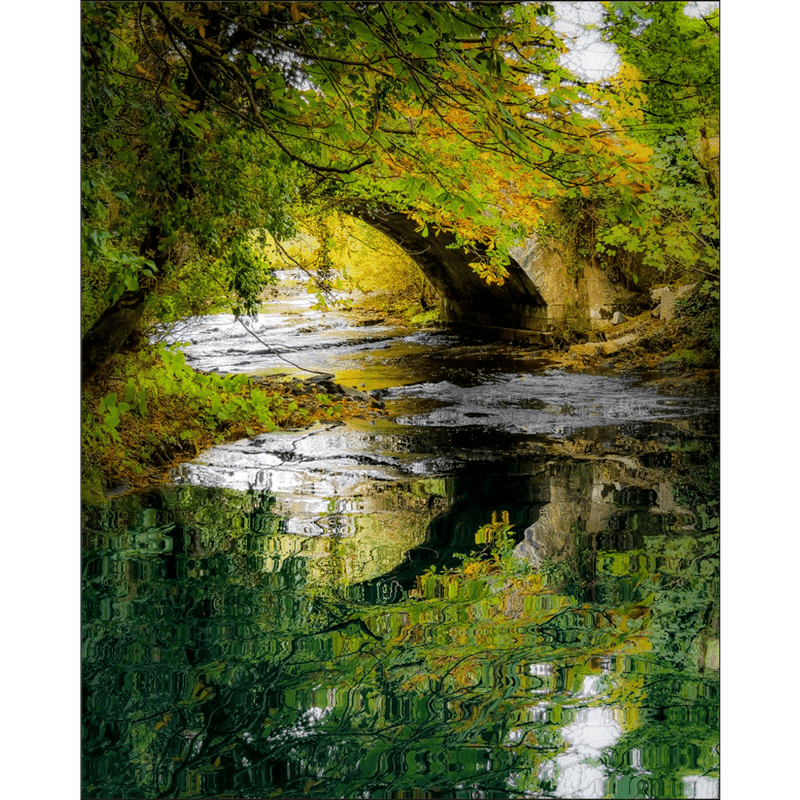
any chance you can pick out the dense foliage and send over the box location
[534,2,719,298]
[81,0,663,384]
[601,1,719,291]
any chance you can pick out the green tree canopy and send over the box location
[81,1,651,383]
[533,2,720,296]
[602,0,719,141]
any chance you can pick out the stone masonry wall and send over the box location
[510,232,643,331]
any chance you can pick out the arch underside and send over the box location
[351,205,548,334]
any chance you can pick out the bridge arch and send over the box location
[350,205,548,335]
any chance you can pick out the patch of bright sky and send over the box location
[684,2,720,19]
[551,1,619,81]
[551,1,719,83]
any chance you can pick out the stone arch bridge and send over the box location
[352,205,644,340]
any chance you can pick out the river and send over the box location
[82,270,720,799]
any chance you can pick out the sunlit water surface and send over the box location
[83,273,719,798]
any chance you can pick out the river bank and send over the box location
[81,364,390,503]
[337,296,719,394]
[82,272,717,503]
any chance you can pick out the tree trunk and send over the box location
[81,287,150,385]
[81,219,166,386]
[81,7,213,387]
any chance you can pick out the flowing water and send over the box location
[82,271,720,799]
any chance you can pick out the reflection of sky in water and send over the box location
[172,423,451,530]
[535,671,625,799]
[392,372,715,436]
[529,669,720,799]
[683,775,720,798]
[506,667,630,798]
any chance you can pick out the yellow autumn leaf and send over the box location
[134,63,154,80]
[463,560,486,579]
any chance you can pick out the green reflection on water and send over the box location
[82,468,719,799]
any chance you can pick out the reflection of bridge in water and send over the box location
[173,417,709,597]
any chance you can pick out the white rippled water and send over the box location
[390,371,712,436]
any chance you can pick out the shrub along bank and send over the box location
[81,345,381,503]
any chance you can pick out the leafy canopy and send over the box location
[81,0,652,340]
[534,2,720,294]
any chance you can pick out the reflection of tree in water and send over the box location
[83,456,718,798]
